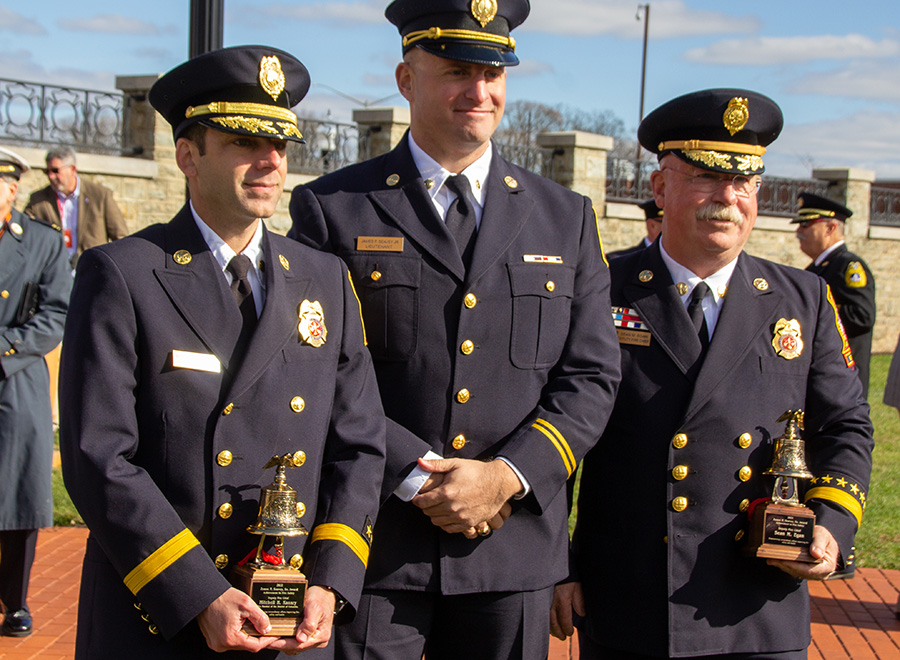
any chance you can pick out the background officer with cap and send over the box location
[552,89,873,659]
[0,147,70,638]
[793,192,875,399]
[288,1,620,658]
[60,45,385,659]
[607,198,663,258]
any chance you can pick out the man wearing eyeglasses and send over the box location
[792,193,875,400]
[551,89,873,659]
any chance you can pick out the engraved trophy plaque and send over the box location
[746,410,818,563]
[231,454,309,635]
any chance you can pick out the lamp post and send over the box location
[635,3,650,162]
[189,0,224,58]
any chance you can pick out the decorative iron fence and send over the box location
[870,187,900,227]
[287,117,368,176]
[605,157,657,203]
[0,78,125,154]
[756,176,828,217]
[494,142,554,177]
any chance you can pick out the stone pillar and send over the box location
[352,107,410,158]
[535,131,614,205]
[812,167,876,240]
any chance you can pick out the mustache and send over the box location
[696,201,745,225]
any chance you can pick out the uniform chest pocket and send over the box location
[507,263,575,369]
[343,253,421,361]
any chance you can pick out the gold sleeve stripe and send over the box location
[532,419,576,476]
[310,523,369,567]
[593,206,609,268]
[347,271,367,346]
[123,529,200,595]
[804,487,864,528]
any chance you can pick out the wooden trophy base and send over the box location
[745,501,818,563]
[231,564,307,636]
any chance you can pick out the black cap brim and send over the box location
[415,42,519,67]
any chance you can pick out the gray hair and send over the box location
[45,146,76,166]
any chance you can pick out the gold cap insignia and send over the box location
[753,277,769,291]
[845,261,867,288]
[676,282,689,296]
[772,318,803,360]
[298,299,327,347]
[279,254,290,271]
[386,173,400,187]
[504,175,518,189]
[471,0,498,27]
[723,97,750,136]
[173,249,192,265]
[259,55,286,102]
[9,222,22,236]
[639,269,653,283]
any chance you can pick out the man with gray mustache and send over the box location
[552,89,872,659]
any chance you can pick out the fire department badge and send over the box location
[298,300,327,347]
[772,318,803,360]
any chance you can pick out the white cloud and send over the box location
[791,63,900,103]
[61,14,174,35]
[0,8,45,35]
[0,50,115,91]
[513,59,555,77]
[249,2,385,25]
[685,35,900,66]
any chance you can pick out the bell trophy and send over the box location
[231,453,309,636]
[746,410,819,563]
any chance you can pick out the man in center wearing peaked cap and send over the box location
[288,1,620,658]
[792,193,876,401]
[59,45,386,659]
[551,89,872,659]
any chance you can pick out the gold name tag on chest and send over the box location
[357,236,404,252]
[617,328,652,346]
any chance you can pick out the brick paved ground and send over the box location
[1,527,898,659]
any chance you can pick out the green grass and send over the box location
[568,353,900,570]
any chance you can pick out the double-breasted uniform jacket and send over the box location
[0,209,70,531]
[806,243,876,398]
[59,207,386,659]
[25,178,128,263]
[572,242,873,657]
[288,136,621,595]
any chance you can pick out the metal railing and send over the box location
[0,78,125,154]
[287,117,368,176]
[494,142,554,177]
[870,187,900,227]
[756,176,828,217]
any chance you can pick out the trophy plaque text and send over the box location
[746,410,819,563]
[231,454,309,636]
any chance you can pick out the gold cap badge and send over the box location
[471,0,498,27]
[298,299,327,347]
[259,55,286,102]
[723,97,750,136]
[772,318,803,360]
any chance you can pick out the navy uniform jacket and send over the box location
[0,209,70,531]
[289,136,620,595]
[59,207,386,659]
[572,242,873,657]
[806,243,875,398]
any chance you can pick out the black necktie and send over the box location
[226,254,258,357]
[687,282,710,352]
[444,175,477,267]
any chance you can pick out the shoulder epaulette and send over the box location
[27,213,62,232]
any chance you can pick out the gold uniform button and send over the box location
[296,502,306,518]
[217,450,233,467]
[371,270,382,282]
[546,281,555,292]
[663,535,668,544]
[290,554,304,570]
[672,433,688,449]
[672,496,688,512]
[222,403,234,416]
[738,433,752,449]
[217,503,233,519]
[738,466,752,482]
[456,388,471,404]
[460,340,474,355]
[292,451,306,467]
[735,529,745,542]
[464,293,477,309]
[739,498,750,513]
[672,465,689,481]
[214,554,229,569]
[452,434,466,450]
[290,396,305,413]
[0,290,8,299]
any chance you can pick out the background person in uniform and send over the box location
[551,89,873,660]
[607,198,663,258]
[288,1,621,658]
[25,146,128,267]
[792,193,875,399]
[59,46,386,659]
[0,146,71,638]
[881,334,900,618]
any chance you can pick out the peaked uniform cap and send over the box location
[792,192,853,223]
[0,146,30,180]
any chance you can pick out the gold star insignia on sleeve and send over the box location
[810,477,818,484]
[821,475,833,484]
[836,477,848,487]
[850,484,859,494]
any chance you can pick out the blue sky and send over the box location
[3,1,899,179]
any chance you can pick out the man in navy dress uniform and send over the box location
[288,1,620,657]
[0,147,70,638]
[60,46,386,659]
[551,89,873,659]
[792,193,875,399]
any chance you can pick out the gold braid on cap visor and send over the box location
[403,27,516,51]
[798,208,837,219]
[658,139,767,156]
[185,101,299,126]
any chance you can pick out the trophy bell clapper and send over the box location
[231,453,309,636]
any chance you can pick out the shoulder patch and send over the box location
[844,261,866,288]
